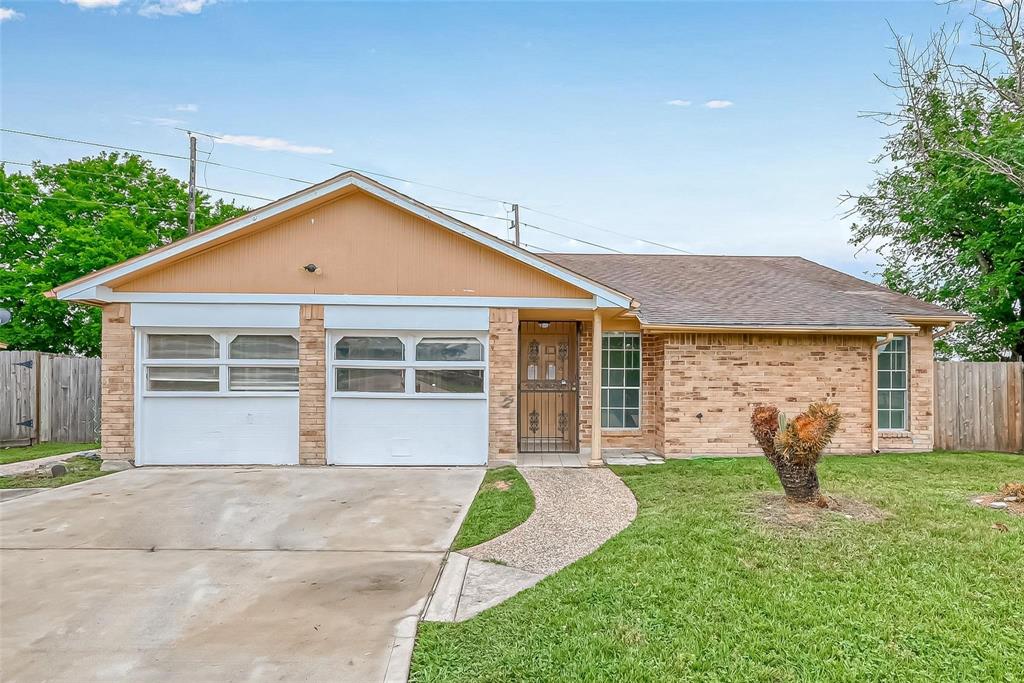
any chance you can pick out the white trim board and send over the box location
[73,289,604,309]
[54,173,633,308]
[324,305,488,330]
[131,303,299,328]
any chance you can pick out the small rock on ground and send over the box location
[463,467,637,575]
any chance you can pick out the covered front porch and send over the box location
[510,307,655,467]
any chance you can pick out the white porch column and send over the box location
[589,309,603,466]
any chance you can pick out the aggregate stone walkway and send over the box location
[423,467,637,622]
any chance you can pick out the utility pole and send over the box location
[512,203,520,246]
[187,132,197,234]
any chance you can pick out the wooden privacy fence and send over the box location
[934,361,1024,453]
[0,350,101,446]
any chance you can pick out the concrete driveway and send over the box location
[0,466,484,682]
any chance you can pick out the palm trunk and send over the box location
[770,460,821,502]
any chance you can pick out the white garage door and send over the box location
[327,327,488,466]
[137,330,300,465]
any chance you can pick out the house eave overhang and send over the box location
[47,173,634,309]
[901,314,974,325]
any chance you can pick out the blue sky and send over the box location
[1,1,974,278]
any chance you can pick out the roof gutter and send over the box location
[640,324,919,335]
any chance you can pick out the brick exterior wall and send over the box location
[100,303,134,462]
[488,308,519,464]
[659,333,875,456]
[298,304,327,465]
[578,322,662,451]
[877,327,934,452]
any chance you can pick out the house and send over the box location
[48,172,970,467]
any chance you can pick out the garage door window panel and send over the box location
[415,338,483,362]
[230,334,298,360]
[336,336,405,361]
[147,366,220,392]
[148,334,219,359]
[331,333,486,397]
[143,331,299,396]
[336,368,406,392]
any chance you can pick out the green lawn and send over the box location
[0,441,99,465]
[452,466,535,551]
[413,452,1024,682]
[0,456,110,489]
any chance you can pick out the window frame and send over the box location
[140,328,300,397]
[330,331,487,399]
[876,335,909,431]
[601,331,642,430]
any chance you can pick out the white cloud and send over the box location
[61,0,125,8]
[173,103,199,112]
[704,99,734,109]
[217,133,334,155]
[148,117,184,127]
[666,99,692,107]
[0,7,23,21]
[139,0,213,17]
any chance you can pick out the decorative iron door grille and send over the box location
[518,321,579,453]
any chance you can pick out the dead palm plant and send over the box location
[751,401,842,503]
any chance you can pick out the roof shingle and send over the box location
[544,254,966,330]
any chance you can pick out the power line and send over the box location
[0,189,191,217]
[521,222,624,254]
[1,159,272,202]
[174,126,511,204]
[2,126,685,255]
[434,205,513,223]
[519,204,693,254]
[1,128,318,186]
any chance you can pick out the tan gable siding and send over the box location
[112,191,590,298]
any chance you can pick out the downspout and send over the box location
[931,321,957,342]
[870,333,894,453]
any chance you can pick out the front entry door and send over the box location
[518,322,579,453]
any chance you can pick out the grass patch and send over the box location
[0,456,110,489]
[0,442,99,465]
[451,467,535,551]
[413,452,1024,682]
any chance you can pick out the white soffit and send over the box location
[324,305,489,331]
[131,303,300,328]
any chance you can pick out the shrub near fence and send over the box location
[934,361,1024,453]
[0,350,101,446]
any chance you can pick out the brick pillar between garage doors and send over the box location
[100,303,134,462]
[299,304,327,465]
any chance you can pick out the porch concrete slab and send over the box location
[0,466,483,552]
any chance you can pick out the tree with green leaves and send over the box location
[847,0,1024,360]
[0,153,248,355]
